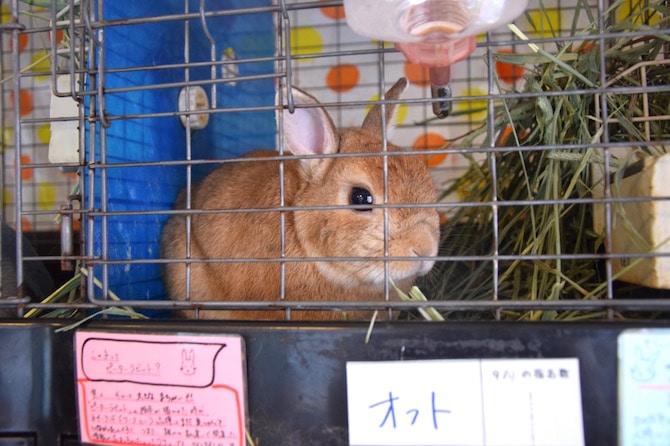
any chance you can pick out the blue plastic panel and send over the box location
[85,0,276,308]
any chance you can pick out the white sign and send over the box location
[346,358,584,446]
[619,329,670,446]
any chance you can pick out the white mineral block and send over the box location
[594,152,670,289]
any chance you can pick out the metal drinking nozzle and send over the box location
[429,66,452,119]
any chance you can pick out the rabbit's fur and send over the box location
[161,78,440,320]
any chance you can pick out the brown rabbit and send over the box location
[161,78,440,320]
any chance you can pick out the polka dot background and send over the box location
[1,4,76,232]
[0,0,634,232]
[286,0,600,217]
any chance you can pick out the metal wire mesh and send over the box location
[0,0,668,321]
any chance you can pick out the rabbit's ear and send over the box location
[282,87,339,179]
[361,78,408,134]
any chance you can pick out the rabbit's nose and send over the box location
[410,249,436,276]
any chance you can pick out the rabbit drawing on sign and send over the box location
[180,349,196,376]
[630,343,660,382]
[161,78,440,320]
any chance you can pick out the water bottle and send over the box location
[343,0,529,118]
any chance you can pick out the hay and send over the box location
[417,0,669,320]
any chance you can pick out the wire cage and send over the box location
[0,0,668,319]
[0,1,669,445]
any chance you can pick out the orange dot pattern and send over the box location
[9,89,34,116]
[404,62,431,87]
[21,154,33,181]
[326,64,360,93]
[413,133,449,167]
[50,29,64,44]
[495,49,525,85]
[5,1,590,232]
[320,2,345,20]
[3,6,77,231]
[9,33,29,52]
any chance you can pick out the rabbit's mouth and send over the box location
[388,257,437,283]
[307,258,430,290]
[413,256,437,277]
[348,257,437,288]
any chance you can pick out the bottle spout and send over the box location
[429,66,452,119]
[395,37,475,119]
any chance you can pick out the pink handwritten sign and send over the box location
[75,330,247,446]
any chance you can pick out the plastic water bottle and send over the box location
[343,0,529,118]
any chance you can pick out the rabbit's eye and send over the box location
[350,187,373,211]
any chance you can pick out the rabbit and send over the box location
[160,78,440,321]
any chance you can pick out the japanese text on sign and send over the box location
[347,358,584,446]
[75,331,247,446]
